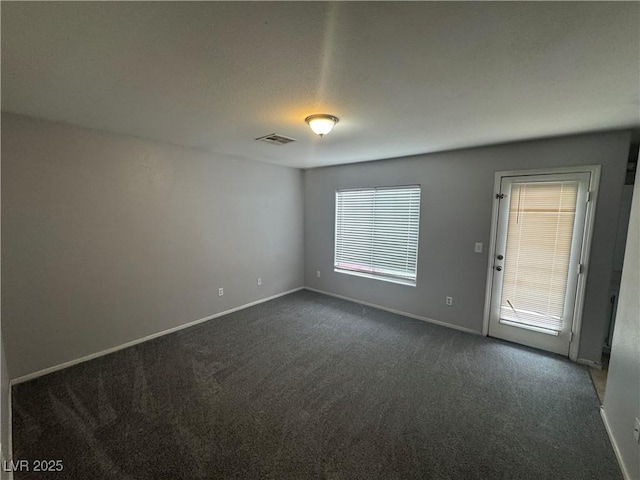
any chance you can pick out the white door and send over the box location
[488,172,591,355]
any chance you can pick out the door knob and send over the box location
[495,266,502,271]
[497,255,504,260]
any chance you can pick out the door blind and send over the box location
[499,181,579,333]
[335,186,421,285]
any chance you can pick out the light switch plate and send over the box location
[474,242,483,253]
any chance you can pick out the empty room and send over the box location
[1,2,639,479]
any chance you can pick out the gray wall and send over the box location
[0,126,8,469]
[304,131,630,364]
[602,166,639,479]
[2,114,304,379]
[613,184,634,273]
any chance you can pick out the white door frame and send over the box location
[482,165,601,361]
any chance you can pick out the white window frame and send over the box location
[334,185,421,287]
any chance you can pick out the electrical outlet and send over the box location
[218,288,224,297]
[474,242,483,253]
[316,270,321,278]
[257,277,262,286]
[446,296,453,306]
[634,417,640,443]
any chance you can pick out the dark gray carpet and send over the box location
[12,290,621,479]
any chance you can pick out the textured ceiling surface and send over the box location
[2,2,639,168]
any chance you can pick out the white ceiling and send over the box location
[2,2,639,169]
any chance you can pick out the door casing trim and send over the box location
[481,165,601,362]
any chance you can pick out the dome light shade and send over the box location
[305,114,339,137]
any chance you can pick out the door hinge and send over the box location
[578,263,584,275]
[569,331,574,342]
[496,193,505,200]
[586,191,591,202]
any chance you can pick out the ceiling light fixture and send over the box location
[305,114,339,137]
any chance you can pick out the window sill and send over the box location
[334,268,416,287]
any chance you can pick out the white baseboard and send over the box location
[304,287,481,336]
[11,287,304,386]
[577,358,603,369]
[600,407,632,480]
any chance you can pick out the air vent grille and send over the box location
[255,133,297,145]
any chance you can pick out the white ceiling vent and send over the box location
[255,133,297,145]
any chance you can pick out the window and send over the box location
[334,185,421,286]
[500,180,580,333]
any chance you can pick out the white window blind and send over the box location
[499,181,579,334]
[334,186,421,285]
